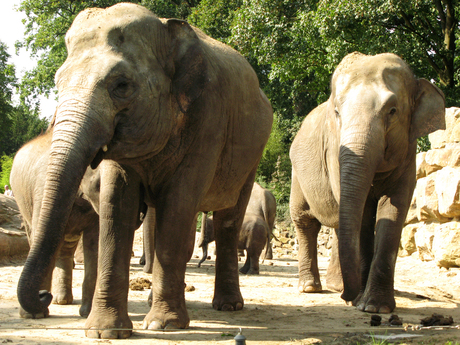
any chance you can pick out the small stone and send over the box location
[185,285,195,292]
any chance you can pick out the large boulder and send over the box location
[429,107,460,149]
[0,194,29,259]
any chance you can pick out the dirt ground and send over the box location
[1,229,460,345]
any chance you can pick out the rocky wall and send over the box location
[401,107,460,268]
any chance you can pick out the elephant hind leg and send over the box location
[290,175,322,293]
[239,253,250,274]
[53,237,80,305]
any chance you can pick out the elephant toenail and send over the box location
[146,320,163,330]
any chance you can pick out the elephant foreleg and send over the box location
[143,206,197,330]
[325,229,343,292]
[85,164,141,339]
[356,176,414,314]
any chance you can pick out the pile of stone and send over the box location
[271,225,298,259]
[0,194,29,260]
[400,107,460,268]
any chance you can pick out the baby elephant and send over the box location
[10,129,100,318]
[198,212,270,274]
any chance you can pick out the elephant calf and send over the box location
[10,129,99,318]
[198,212,270,274]
[198,182,276,274]
[290,52,445,313]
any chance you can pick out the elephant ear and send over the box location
[409,78,446,142]
[166,19,208,114]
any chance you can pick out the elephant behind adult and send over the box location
[290,52,445,314]
[10,129,99,318]
[198,182,276,268]
[16,3,272,339]
[198,211,270,274]
[245,182,276,259]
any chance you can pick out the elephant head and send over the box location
[17,3,208,317]
[328,52,445,302]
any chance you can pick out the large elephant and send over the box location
[289,52,445,314]
[11,129,99,318]
[17,3,272,339]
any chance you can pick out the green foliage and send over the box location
[0,41,17,153]
[188,0,241,43]
[417,135,431,153]
[12,0,460,225]
[0,155,14,194]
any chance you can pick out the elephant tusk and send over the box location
[102,145,108,152]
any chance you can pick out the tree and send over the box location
[0,41,17,155]
[0,155,14,194]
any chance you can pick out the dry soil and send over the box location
[1,230,460,345]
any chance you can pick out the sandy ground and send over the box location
[1,230,460,345]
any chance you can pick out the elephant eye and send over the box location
[389,107,397,116]
[110,78,137,100]
[334,107,340,118]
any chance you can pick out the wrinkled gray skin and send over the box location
[245,182,276,259]
[290,52,445,314]
[198,182,276,271]
[198,211,270,274]
[16,3,272,339]
[10,129,99,318]
[11,129,150,318]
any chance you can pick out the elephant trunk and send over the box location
[17,100,112,317]
[338,129,383,303]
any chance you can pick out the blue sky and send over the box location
[0,0,57,119]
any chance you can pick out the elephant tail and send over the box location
[198,243,208,268]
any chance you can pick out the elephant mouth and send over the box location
[90,146,107,169]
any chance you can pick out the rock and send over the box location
[414,223,437,261]
[405,192,418,225]
[415,173,449,222]
[399,224,418,257]
[0,194,29,259]
[429,107,460,149]
[416,152,428,179]
[432,221,460,268]
[435,167,460,218]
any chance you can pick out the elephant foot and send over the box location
[142,301,190,330]
[52,288,73,305]
[85,309,133,339]
[353,292,395,314]
[244,268,259,275]
[298,279,322,293]
[212,292,244,311]
[326,276,343,292]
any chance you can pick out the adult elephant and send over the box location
[290,52,445,314]
[16,3,272,340]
